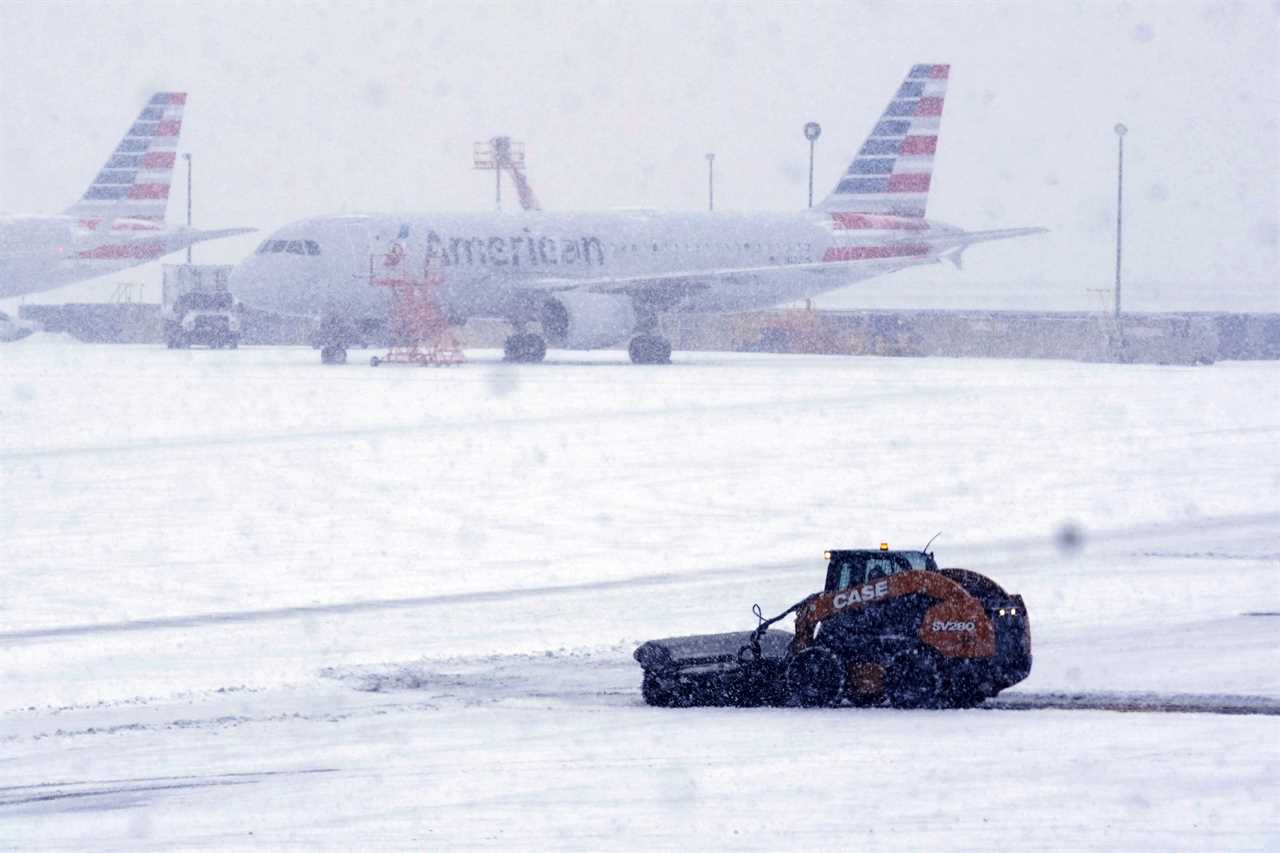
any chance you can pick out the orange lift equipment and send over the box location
[369,253,465,367]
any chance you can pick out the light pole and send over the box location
[183,153,193,264]
[706,153,715,212]
[804,122,822,208]
[1113,123,1126,318]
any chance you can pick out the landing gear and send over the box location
[314,314,360,365]
[503,333,547,363]
[628,334,672,364]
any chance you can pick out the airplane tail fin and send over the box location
[64,92,186,227]
[818,65,949,218]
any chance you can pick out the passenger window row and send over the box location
[255,239,321,256]
[608,242,812,254]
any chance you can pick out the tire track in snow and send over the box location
[0,560,811,643]
[325,654,1280,717]
[0,386,945,463]
[0,769,338,809]
[985,691,1280,716]
[3,511,1274,644]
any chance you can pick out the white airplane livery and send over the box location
[0,92,253,299]
[230,65,1044,364]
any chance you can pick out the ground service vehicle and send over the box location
[164,289,241,349]
[634,546,1032,709]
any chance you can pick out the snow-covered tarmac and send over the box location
[2,339,1277,850]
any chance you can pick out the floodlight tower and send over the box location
[474,136,529,212]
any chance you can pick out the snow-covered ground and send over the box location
[2,339,1277,850]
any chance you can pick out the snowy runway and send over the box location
[2,341,1277,849]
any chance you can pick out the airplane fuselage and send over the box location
[227,65,1043,363]
[230,209,959,337]
[0,214,249,299]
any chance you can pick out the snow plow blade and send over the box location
[635,631,793,707]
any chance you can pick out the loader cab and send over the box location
[823,549,938,592]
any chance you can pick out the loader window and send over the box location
[835,561,856,590]
[828,552,919,590]
[864,556,897,581]
[901,551,935,571]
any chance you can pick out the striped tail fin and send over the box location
[818,65,948,218]
[64,92,186,227]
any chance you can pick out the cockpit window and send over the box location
[258,238,319,255]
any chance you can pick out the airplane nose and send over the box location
[228,256,267,304]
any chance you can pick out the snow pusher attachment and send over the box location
[635,547,1031,709]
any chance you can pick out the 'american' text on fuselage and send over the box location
[423,229,605,268]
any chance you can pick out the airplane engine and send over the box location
[540,293,636,350]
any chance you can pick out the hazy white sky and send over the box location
[1,0,1276,311]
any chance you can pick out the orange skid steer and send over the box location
[634,547,1031,709]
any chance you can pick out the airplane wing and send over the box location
[516,227,1046,296]
[958,227,1048,242]
[153,226,258,253]
[516,256,922,297]
[938,227,1048,269]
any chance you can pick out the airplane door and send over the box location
[343,221,372,276]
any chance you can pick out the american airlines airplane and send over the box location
[230,65,1044,364]
[0,92,253,299]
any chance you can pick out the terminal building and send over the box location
[19,293,1279,365]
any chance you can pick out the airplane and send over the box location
[229,65,1045,365]
[0,92,254,299]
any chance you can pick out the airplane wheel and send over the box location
[628,334,672,364]
[503,333,546,363]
